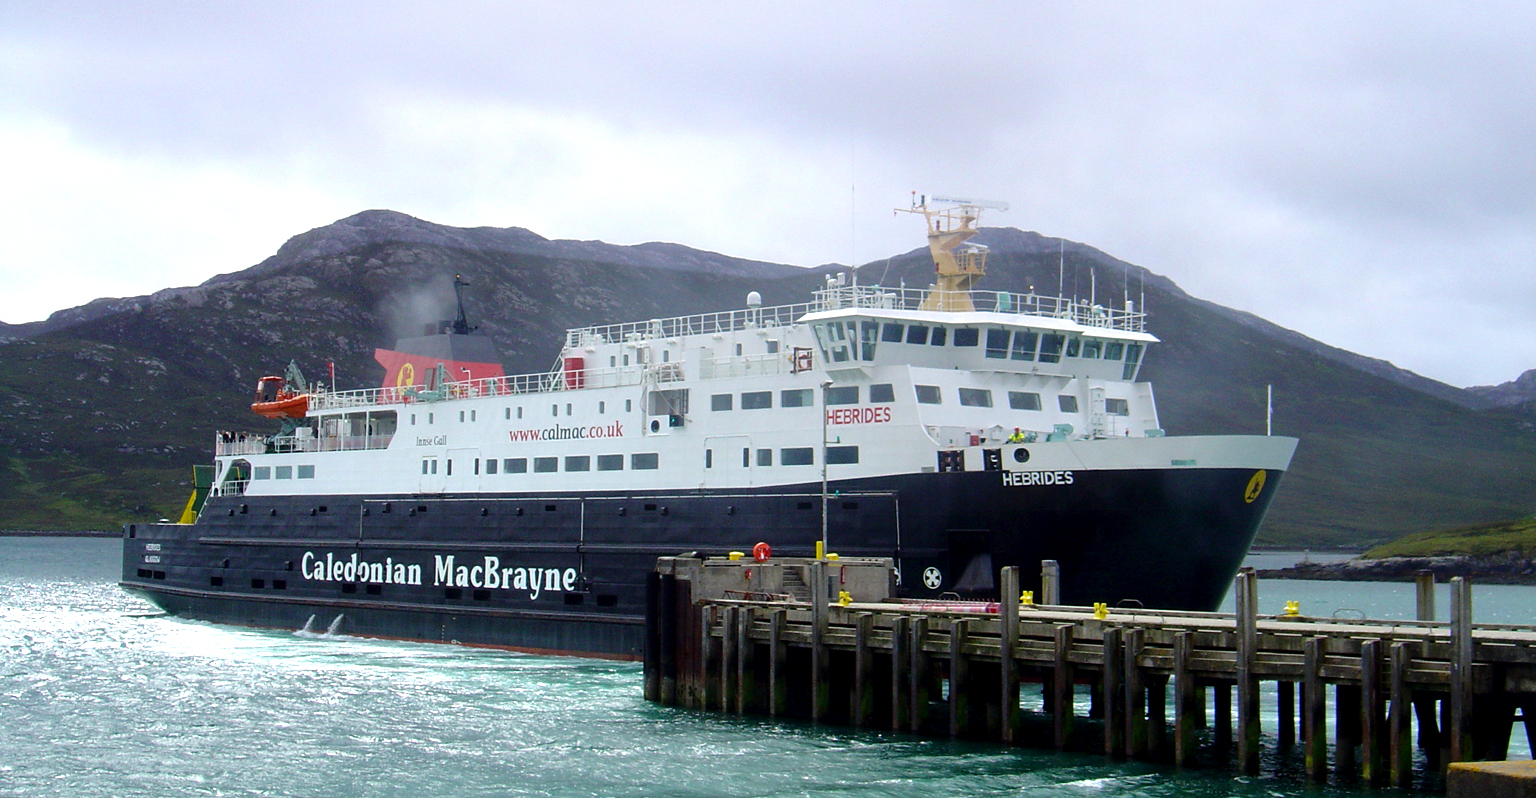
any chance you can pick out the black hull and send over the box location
[121,466,1283,658]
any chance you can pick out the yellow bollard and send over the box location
[815,540,825,560]
[827,553,839,561]
[838,590,852,607]
[1020,590,1034,606]
[1283,600,1301,616]
[1093,602,1109,619]
[728,551,743,561]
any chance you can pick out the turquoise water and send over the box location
[1,539,1522,797]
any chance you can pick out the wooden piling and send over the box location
[1000,566,1021,743]
[769,608,787,716]
[1390,641,1414,787]
[1148,675,1168,758]
[1416,570,1436,621]
[701,604,720,711]
[910,616,930,733]
[1041,559,1060,605]
[950,618,971,738]
[659,572,678,705]
[1053,623,1075,750]
[1336,684,1360,778]
[1305,636,1328,780]
[854,612,874,727]
[1360,638,1385,785]
[721,605,738,713]
[1214,683,1232,749]
[1235,569,1260,774]
[643,571,661,702]
[1450,576,1474,763]
[1125,627,1148,757]
[1103,626,1125,757]
[890,615,909,731]
[736,606,757,714]
[1174,631,1198,767]
[1278,680,1296,747]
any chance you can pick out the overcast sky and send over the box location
[2,2,1532,387]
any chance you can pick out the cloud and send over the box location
[0,2,1532,385]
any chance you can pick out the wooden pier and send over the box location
[644,556,1536,790]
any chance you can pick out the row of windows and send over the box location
[422,453,662,476]
[706,445,859,468]
[711,384,897,411]
[252,465,316,480]
[411,399,641,427]
[817,319,1146,377]
[914,386,1130,415]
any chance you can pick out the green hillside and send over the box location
[1365,516,1536,558]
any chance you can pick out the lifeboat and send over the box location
[251,375,309,419]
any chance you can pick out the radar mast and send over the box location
[897,193,1008,312]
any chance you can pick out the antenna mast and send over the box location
[451,274,477,336]
[895,193,1008,312]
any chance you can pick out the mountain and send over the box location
[2,210,1533,545]
[1466,369,1536,414]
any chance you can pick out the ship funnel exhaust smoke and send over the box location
[379,274,460,344]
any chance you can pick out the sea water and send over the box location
[2,538,1526,797]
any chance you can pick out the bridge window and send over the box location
[1122,344,1144,380]
[959,388,993,408]
[881,323,905,343]
[1059,395,1080,413]
[826,445,859,464]
[1009,391,1042,411]
[915,385,942,405]
[1081,340,1101,359]
[780,388,812,408]
[860,321,879,361]
[985,329,1010,358]
[929,327,948,346]
[534,457,558,473]
[781,447,814,466]
[1065,338,1081,358]
[1012,331,1038,361]
[1106,398,1130,416]
[1039,334,1065,363]
[953,328,979,347]
[741,391,772,410]
[1105,342,1124,361]
[870,383,895,403]
[631,453,659,470]
[906,325,929,345]
[826,386,859,405]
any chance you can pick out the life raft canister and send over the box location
[752,542,771,563]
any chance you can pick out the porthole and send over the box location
[1013,448,1031,463]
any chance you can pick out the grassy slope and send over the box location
[1364,516,1536,558]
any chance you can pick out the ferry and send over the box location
[120,197,1297,659]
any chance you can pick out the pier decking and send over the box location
[644,557,1536,790]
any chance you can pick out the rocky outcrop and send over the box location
[1258,553,1536,585]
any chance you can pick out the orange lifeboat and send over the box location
[251,375,309,419]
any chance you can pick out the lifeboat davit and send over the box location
[251,375,309,419]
